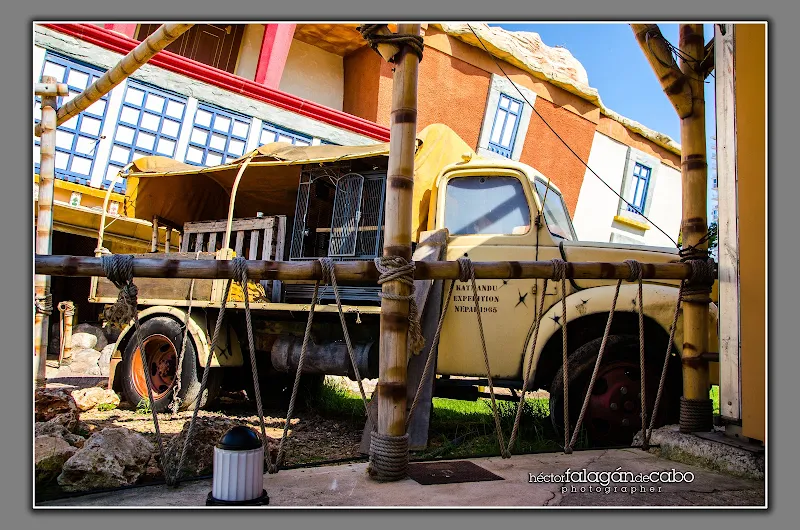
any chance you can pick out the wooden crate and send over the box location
[181,215,287,302]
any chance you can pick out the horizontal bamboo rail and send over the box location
[33,23,193,137]
[35,255,701,282]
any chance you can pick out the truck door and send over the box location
[434,168,568,380]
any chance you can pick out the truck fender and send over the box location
[107,306,243,390]
[521,284,719,386]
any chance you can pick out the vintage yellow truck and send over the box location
[92,124,718,446]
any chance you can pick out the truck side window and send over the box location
[533,179,576,241]
[445,176,530,235]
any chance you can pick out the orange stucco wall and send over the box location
[521,97,596,214]
[596,116,681,170]
[343,46,383,122]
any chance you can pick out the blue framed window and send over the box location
[627,162,652,214]
[185,104,251,166]
[259,122,311,147]
[487,93,523,158]
[105,81,188,193]
[34,53,109,186]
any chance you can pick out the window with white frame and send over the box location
[34,53,109,186]
[477,74,536,162]
[626,162,652,214]
[105,81,188,192]
[487,93,523,158]
[259,122,311,147]
[185,104,251,166]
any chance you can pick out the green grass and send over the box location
[710,385,720,415]
[308,377,570,459]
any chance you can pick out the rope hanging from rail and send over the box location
[100,254,173,484]
[357,24,425,62]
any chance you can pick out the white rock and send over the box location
[98,345,115,377]
[70,332,98,350]
[71,387,120,411]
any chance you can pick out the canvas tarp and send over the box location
[125,123,474,242]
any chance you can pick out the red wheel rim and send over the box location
[583,360,659,445]
[131,334,178,401]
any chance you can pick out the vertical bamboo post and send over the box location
[375,24,421,474]
[151,216,160,252]
[34,76,58,387]
[57,301,75,366]
[632,23,713,432]
[677,24,712,430]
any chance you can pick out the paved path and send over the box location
[39,448,764,507]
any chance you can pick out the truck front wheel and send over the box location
[120,316,221,412]
[549,334,681,447]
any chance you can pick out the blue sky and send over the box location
[492,23,717,217]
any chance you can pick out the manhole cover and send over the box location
[407,460,504,485]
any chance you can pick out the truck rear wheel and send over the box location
[120,316,221,412]
[549,334,681,447]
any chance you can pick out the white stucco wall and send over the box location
[572,132,629,242]
[235,24,266,81]
[573,131,681,247]
[279,39,344,111]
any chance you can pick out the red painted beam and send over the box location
[255,24,296,89]
[40,23,390,142]
[103,24,138,39]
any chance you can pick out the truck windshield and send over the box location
[444,176,531,235]
[533,179,577,241]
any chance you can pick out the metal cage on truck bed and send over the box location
[285,164,386,303]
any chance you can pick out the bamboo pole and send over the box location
[222,155,255,250]
[372,25,421,459]
[676,24,712,426]
[34,23,193,137]
[34,76,58,387]
[35,256,700,283]
[633,23,713,432]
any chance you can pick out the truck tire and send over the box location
[120,316,222,412]
[549,334,681,447]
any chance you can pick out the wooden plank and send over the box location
[150,217,159,252]
[207,232,218,254]
[715,24,741,422]
[272,216,287,303]
[234,231,244,257]
[249,230,260,260]
[194,232,206,253]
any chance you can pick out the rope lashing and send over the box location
[624,259,648,451]
[682,258,717,303]
[101,254,171,484]
[550,258,572,453]
[368,432,410,482]
[357,24,424,62]
[457,257,510,458]
[35,293,53,315]
[101,254,139,330]
[374,256,426,355]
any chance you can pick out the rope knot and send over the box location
[231,256,249,285]
[624,259,643,282]
[456,256,474,283]
[101,255,139,329]
[35,293,53,315]
[550,258,567,280]
[319,256,334,285]
[357,24,424,62]
[374,256,425,355]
